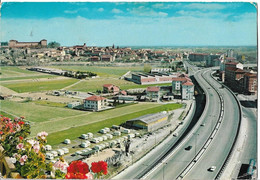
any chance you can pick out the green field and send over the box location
[67,78,172,92]
[0,75,55,81]
[0,66,54,79]
[51,65,143,77]
[47,103,183,145]
[1,78,78,93]
[0,100,182,145]
[33,100,67,108]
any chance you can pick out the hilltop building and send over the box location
[9,39,47,48]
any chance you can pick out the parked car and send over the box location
[46,153,54,160]
[64,139,71,144]
[185,146,192,151]
[208,166,216,172]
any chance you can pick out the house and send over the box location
[101,55,114,62]
[146,86,160,101]
[172,77,189,95]
[90,56,100,61]
[103,84,120,94]
[83,95,107,111]
[242,73,257,95]
[181,81,194,100]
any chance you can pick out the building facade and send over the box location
[103,84,120,94]
[9,39,47,48]
[146,86,160,101]
[181,81,194,100]
[83,95,107,111]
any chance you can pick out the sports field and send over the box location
[0,66,55,80]
[1,78,79,93]
[0,100,182,145]
[51,65,143,77]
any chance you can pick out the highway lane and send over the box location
[235,95,257,177]
[184,70,240,179]
[144,67,222,180]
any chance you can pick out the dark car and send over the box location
[185,146,192,151]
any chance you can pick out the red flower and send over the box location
[67,160,89,174]
[65,173,75,179]
[18,121,25,126]
[91,161,108,175]
[0,131,3,135]
[19,136,23,140]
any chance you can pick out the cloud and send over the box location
[64,10,78,14]
[152,3,176,9]
[129,6,168,17]
[184,3,226,11]
[1,14,256,46]
[98,8,104,12]
[111,8,123,14]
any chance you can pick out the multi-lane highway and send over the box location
[114,61,242,180]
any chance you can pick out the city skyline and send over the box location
[1,2,257,46]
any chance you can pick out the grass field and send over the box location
[0,75,55,81]
[47,103,183,145]
[67,78,172,92]
[1,78,79,93]
[0,100,182,144]
[33,100,67,108]
[0,66,54,79]
[51,66,143,77]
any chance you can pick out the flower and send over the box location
[33,144,40,153]
[16,143,24,150]
[19,136,23,140]
[27,139,37,146]
[85,172,94,179]
[18,121,25,125]
[53,160,69,173]
[0,131,3,135]
[19,155,28,165]
[66,161,90,179]
[91,161,108,175]
[10,157,17,164]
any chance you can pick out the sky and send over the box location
[0,2,257,46]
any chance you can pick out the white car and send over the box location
[209,166,216,172]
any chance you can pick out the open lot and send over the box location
[67,78,172,92]
[0,66,55,80]
[0,99,182,146]
[1,78,79,93]
[51,65,143,77]
[46,103,182,146]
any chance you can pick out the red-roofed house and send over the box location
[146,86,160,101]
[103,84,120,94]
[240,72,257,95]
[181,81,194,100]
[84,95,107,111]
[172,77,188,95]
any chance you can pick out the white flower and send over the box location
[10,157,16,164]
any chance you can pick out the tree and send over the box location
[144,64,152,73]
[47,41,60,48]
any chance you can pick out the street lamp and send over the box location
[162,161,168,180]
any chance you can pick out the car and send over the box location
[185,146,192,151]
[173,132,179,137]
[208,166,216,172]
[201,123,205,126]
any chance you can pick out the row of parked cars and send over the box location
[45,147,69,161]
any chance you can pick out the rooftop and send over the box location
[147,86,160,92]
[127,112,168,124]
[85,95,106,101]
